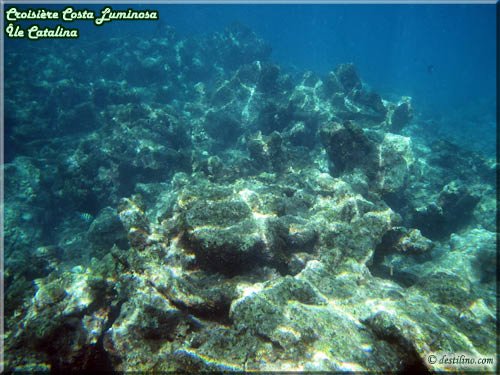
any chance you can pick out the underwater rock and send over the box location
[320,122,414,194]
[229,264,439,372]
[174,169,397,275]
[154,270,236,325]
[230,275,327,334]
[103,276,201,372]
[301,260,492,369]
[178,180,307,275]
[6,262,118,372]
[427,139,495,185]
[335,63,362,93]
[320,121,378,175]
[202,60,295,150]
[389,99,413,131]
[257,102,296,134]
[91,80,140,108]
[47,79,92,112]
[266,131,287,172]
[87,207,128,251]
[257,63,282,94]
[475,240,496,283]
[438,180,480,222]
[286,72,326,130]
[282,219,318,253]
[235,61,285,95]
[414,271,474,309]
[448,229,497,285]
[3,156,58,310]
[348,89,388,123]
[410,203,445,239]
[473,186,496,232]
[247,133,268,166]
[209,22,272,71]
[265,216,318,274]
[322,70,344,96]
[361,311,429,372]
[134,182,177,223]
[285,120,317,148]
[451,297,497,356]
[230,275,362,370]
[57,101,99,134]
[406,139,495,234]
[192,154,229,180]
[183,218,267,275]
[117,196,152,251]
[246,131,287,172]
[30,245,62,277]
[4,157,44,257]
[204,109,243,147]
[377,227,434,256]
[177,180,266,275]
[172,347,243,372]
[305,173,398,263]
[369,226,496,318]
[375,133,414,193]
[411,180,480,240]
[369,226,434,285]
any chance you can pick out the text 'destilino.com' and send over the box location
[426,352,496,371]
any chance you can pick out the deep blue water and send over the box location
[5,3,497,155]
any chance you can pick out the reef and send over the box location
[4,23,496,373]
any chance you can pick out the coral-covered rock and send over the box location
[58,101,99,134]
[103,276,198,372]
[323,71,344,96]
[349,89,388,122]
[375,133,414,193]
[177,179,316,275]
[369,226,434,284]
[438,180,480,222]
[389,99,413,131]
[204,109,243,146]
[4,157,44,257]
[246,131,287,173]
[335,63,362,93]
[257,102,295,134]
[320,123,414,194]
[208,22,272,71]
[414,271,473,308]
[320,121,378,175]
[378,227,434,256]
[87,207,128,250]
[411,180,480,239]
[6,260,118,371]
[117,196,153,251]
